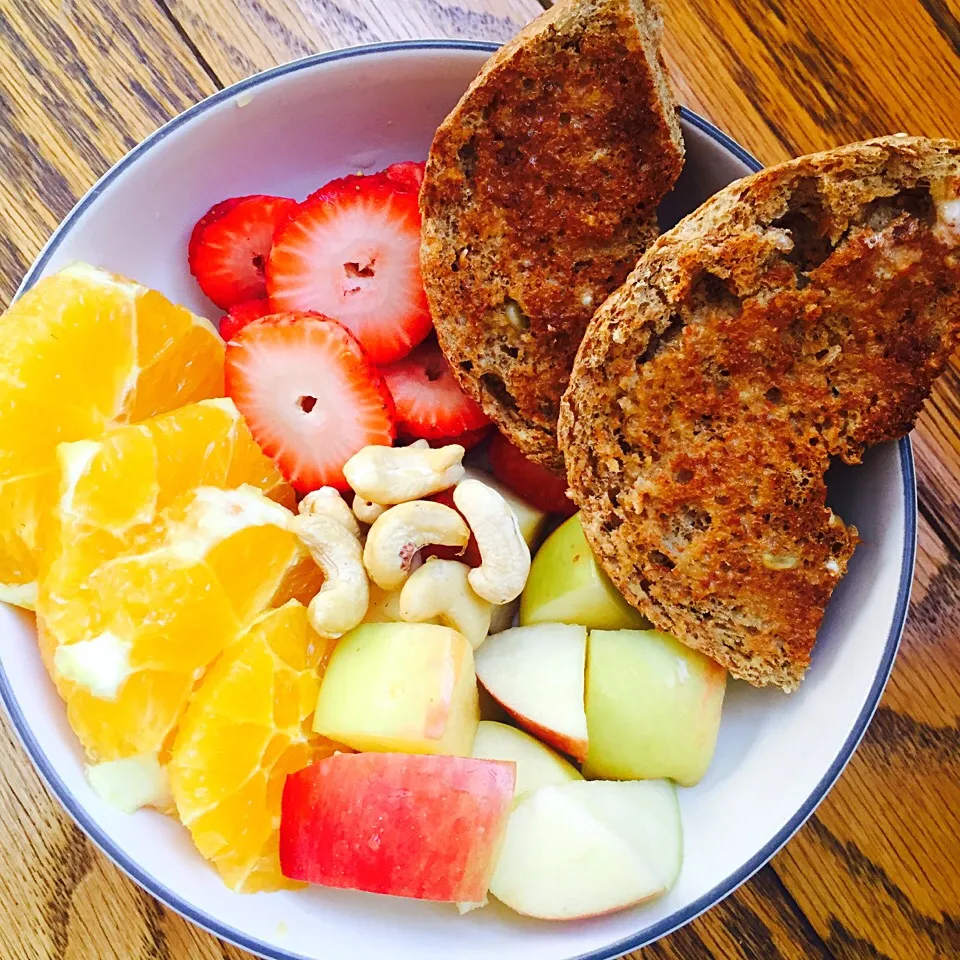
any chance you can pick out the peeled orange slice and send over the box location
[0,263,225,607]
[39,399,293,582]
[37,399,301,659]
[44,486,319,781]
[170,601,342,892]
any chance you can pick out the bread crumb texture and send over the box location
[560,136,960,690]
[421,0,684,472]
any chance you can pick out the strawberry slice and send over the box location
[381,339,490,441]
[219,298,272,341]
[302,173,373,206]
[225,313,396,493]
[189,194,296,309]
[267,176,432,364]
[188,197,246,263]
[300,162,423,207]
[400,425,492,451]
[383,161,425,193]
[488,431,576,516]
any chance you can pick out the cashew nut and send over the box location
[299,487,362,539]
[353,494,386,525]
[363,501,470,591]
[292,514,369,638]
[452,479,531,605]
[399,559,493,649]
[343,443,466,505]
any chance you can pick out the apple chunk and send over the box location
[585,629,726,786]
[280,752,515,902]
[490,779,682,920]
[520,514,649,630]
[474,624,588,762]
[472,720,582,801]
[313,622,479,756]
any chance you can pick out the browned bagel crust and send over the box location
[560,136,960,690]
[421,0,684,472]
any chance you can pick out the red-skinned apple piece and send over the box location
[474,624,588,762]
[280,752,516,902]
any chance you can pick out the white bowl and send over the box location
[2,41,915,960]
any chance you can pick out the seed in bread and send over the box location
[559,135,960,691]
[420,0,684,473]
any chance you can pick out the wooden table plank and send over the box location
[771,516,960,960]
[0,0,958,958]
[660,0,960,163]
[0,0,220,304]
[164,0,542,85]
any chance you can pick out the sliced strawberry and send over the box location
[400,424,492,451]
[225,313,396,493]
[267,177,432,364]
[423,487,482,568]
[303,173,375,206]
[383,161,425,193]
[188,197,246,264]
[488,431,576,516]
[219,298,272,341]
[189,195,296,309]
[381,339,490,441]
[301,162,423,207]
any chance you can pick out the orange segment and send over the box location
[130,323,228,422]
[155,486,317,626]
[145,399,294,511]
[57,556,239,763]
[0,471,58,607]
[170,602,341,892]
[61,432,160,536]
[38,399,295,616]
[0,263,225,605]
[43,486,318,769]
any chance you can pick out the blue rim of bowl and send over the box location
[3,39,917,960]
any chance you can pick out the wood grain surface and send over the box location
[0,0,957,957]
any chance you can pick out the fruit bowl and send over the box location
[0,40,915,960]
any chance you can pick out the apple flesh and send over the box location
[474,624,588,762]
[489,779,682,920]
[584,629,726,786]
[520,514,650,631]
[313,622,479,756]
[280,752,515,902]
[472,720,581,801]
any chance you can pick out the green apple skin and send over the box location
[519,514,649,631]
[313,622,479,756]
[584,629,726,787]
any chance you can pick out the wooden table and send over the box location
[0,1,957,957]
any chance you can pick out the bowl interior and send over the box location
[4,43,913,960]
